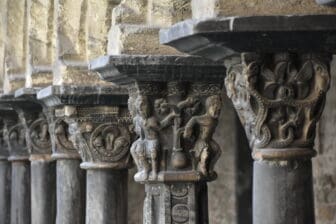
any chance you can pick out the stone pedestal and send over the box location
[160,15,336,224]
[92,55,225,224]
[143,182,208,224]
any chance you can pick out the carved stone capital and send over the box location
[225,53,331,160]
[128,81,222,183]
[61,105,133,170]
[48,111,78,160]
[0,120,9,160]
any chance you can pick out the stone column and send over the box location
[45,107,85,224]
[2,103,31,224]
[63,101,132,224]
[5,90,56,224]
[0,109,14,224]
[225,53,331,224]
[1,93,56,224]
[92,55,225,224]
[37,85,130,224]
[160,14,336,224]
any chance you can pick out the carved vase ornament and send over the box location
[225,53,331,160]
[129,81,222,182]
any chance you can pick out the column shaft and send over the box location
[10,161,31,224]
[86,169,128,224]
[31,160,56,224]
[253,160,315,224]
[56,159,85,224]
[0,160,11,224]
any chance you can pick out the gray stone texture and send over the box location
[127,91,247,224]
[313,57,336,224]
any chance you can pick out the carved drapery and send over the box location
[225,53,331,160]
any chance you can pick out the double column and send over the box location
[160,14,336,224]
[224,53,330,224]
[37,85,131,224]
[92,55,225,223]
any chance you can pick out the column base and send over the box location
[253,160,315,224]
[144,182,208,224]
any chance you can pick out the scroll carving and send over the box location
[29,116,52,154]
[65,106,133,169]
[225,53,331,160]
[8,123,28,158]
[130,81,222,182]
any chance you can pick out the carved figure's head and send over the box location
[206,95,222,119]
[136,96,150,118]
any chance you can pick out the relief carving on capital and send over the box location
[7,123,28,158]
[0,124,9,159]
[28,115,52,155]
[129,82,222,182]
[65,106,133,169]
[225,53,331,160]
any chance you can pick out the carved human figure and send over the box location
[131,96,160,181]
[183,95,222,177]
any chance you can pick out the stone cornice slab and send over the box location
[160,15,336,60]
[90,55,226,85]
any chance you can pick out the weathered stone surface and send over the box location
[191,0,336,19]
[108,25,180,55]
[3,0,27,94]
[25,0,54,88]
[31,160,56,224]
[313,57,336,224]
[160,15,336,61]
[56,159,85,224]
[0,160,11,224]
[147,0,191,27]
[86,169,128,224]
[11,161,31,224]
[112,0,147,25]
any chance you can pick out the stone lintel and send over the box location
[160,15,336,61]
[91,55,225,85]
